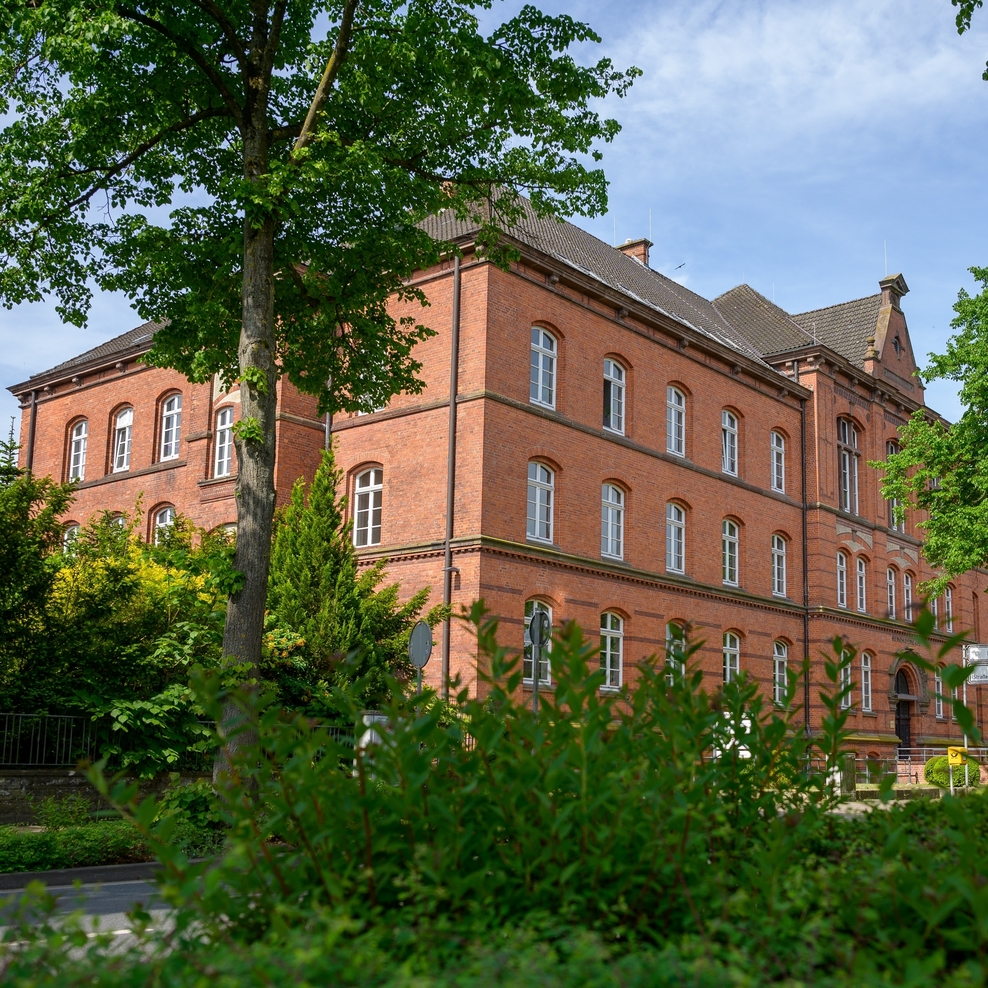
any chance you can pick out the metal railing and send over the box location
[0,712,109,768]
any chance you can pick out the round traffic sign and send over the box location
[408,620,433,669]
[529,610,550,650]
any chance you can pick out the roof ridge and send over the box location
[793,292,882,318]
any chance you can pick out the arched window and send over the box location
[771,535,787,597]
[530,328,556,408]
[524,600,552,685]
[160,393,183,461]
[903,572,913,622]
[840,651,852,709]
[601,484,624,559]
[886,441,905,531]
[112,408,133,473]
[214,407,234,478]
[721,411,738,476]
[603,359,625,434]
[945,585,954,631]
[773,640,788,706]
[665,621,685,673]
[887,568,896,619]
[935,668,944,718]
[836,551,848,608]
[666,387,685,456]
[856,557,867,613]
[721,519,739,586]
[527,462,554,543]
[153,505,175,544]
[68,420,88,482]
[770,431,785,493]
[931,595,939,629]
[665,502,685,574]
[837,418,859,514]
[62,523,80,553]
[723,632,740,683]
[353,468,383,547]
[861,652,873,712]
[600,613,623,690]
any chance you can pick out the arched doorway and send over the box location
[895,669,913,752]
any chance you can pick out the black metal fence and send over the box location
[0,712,111,768]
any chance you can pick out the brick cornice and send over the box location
[73,458,186,489]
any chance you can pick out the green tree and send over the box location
[266,447,440,715]
[952,0,988,77]
[0,1,637,765]
[880,267,988,593]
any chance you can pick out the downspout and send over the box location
[797,361,811,737]
[441,254,462,700]
[25,390,38,474]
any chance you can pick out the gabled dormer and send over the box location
[864,274,924,402]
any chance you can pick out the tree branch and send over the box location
[269,122,303,143]
[292,0,358,158]
[187,0,248,69]
[116,5,245,126]
[262,0,289,82]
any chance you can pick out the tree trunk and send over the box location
[214,122,278,784]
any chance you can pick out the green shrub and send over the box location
[925,754,982,788]
[30,793,92,829]
[0,820,149,873]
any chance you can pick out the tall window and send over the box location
[353,468,383,547]
[666,387,685,456]
[837,551,848,608]
[600,613,623,690]
[721,410,738,476]
[160,393,182,460]
[887,568,896,619]
[886,441,905,531]
[935,670,944,718]
[601,484,624,559]
[840,655,852,709]
[68,420,87,482]
[530,328,556,408]
[837,419,859,514]
[603,359,625,434]
[722,520,739,586]
[770,431,785,493]
[214,407,234,478]
[904,573,913,622]
[771,535,787,597]
[861,653,873,711]
[62,524,80,552]
[773,640,788,706]
[665,622,685,674]
[945,586,954,631]
[524,600,552,685]
[527,462,554,543]
[723,632,740,683]
[153,505,175,544]
[666,502,685,573]
[112,408,133,472]
[856,557,867,613]
[931,595,939,629]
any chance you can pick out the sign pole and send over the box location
[408,621,433,700]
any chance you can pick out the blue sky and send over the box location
[2,0,987,434]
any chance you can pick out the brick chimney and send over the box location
[618,237,652,268]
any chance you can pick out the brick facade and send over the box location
[10,213,986,758]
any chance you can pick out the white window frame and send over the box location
[721,410,738,476]
[856,557,867,613]
[770,431,785,493]
[665,622,685,674]
[837,551,847,608]
[838,419,859,514]
[932,595,939,629]
[886,441,905,532]
[160,393,182,461]
[773,640,788,706]
[112,408,133,473]
[62,524,80,552]
[524,600,552,686]
[771,535,787,597]
[665,502,685,574]
[666,387,685,456]
[600,483,624,560]
[527,462,554,543]
[723,632,740,683]
[68,420,88,482]
[353,468,383,547]
[904,573,913,622]
[603,359,625,435]
[945,586,953,631]
[722,519,739,586]
[214,407,234,478]
[600,612,623,691]
[861,653,873,711]
[840,656,852,709]
[153,505,175,544]
[887,568,896,619]
[530,328,557,409]
[935,670,944,719]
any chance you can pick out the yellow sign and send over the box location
[948,746,968,766]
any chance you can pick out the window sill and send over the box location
[76,460,187,489]
[599,686,621,694]
[526,537,557,548]
[529,399,555,412]
[522,682,552,691]
[861,710,877,718]
[603,427,624,438]
[198,474,238,488]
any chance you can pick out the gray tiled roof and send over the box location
[712,284,815,358]
[423,201,776,369]
[791,295,882,370]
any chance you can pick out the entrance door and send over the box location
[895,669,912,750]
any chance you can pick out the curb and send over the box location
[0,860,161,891]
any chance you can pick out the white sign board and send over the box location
[967,663,988,685]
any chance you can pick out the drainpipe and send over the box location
[441,254,462,700]
[797,361,811,737]
[25,390,38,474]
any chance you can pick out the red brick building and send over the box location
[10,201,987,758]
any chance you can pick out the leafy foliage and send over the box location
[926,754,983,789]
[0,821,149,874]
[29,793,93,830]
